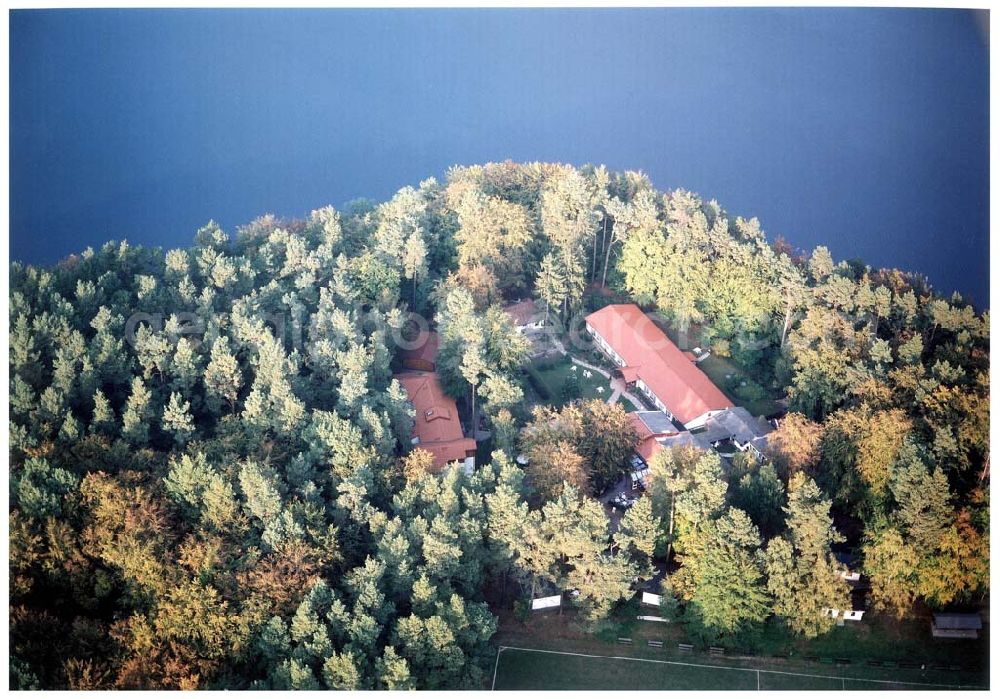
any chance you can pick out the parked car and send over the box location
[630,469,649,491]
[613,493,638,509]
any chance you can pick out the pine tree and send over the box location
[535,252,567,325]
[170,337,201,394]
[460,343,487,439]
[688,509,771,635]
[490,410,518,459]
[239,460,284,528]
[10,376,36,417]
[122,376,153,444]
[764,475,850,637]
[162,392,195,446]
[402,231,428,307]
[375,647,414,690]
[614,495,660,571]
[808,245,835,283]
[322,650,363,689]
[90,388,115,434]
[133,324,172,384]
[204,336,242,414]
[58,411,81,442]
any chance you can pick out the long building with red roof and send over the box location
[585,304,734,428]
[394,371,477,472]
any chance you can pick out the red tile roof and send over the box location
[628,411,679,463]
[394,371,476,470]
[628,411,654,441]
[400,330,440,371]
[503,299,541,327]
[586,304,733,425]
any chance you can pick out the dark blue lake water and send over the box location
[10,8,989,305]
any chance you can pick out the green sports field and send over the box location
[491,646,984,691]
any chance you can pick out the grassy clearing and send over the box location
[753,614,989,669]
[494,647,754,691]
[694,352,784,417]
[492,646,986,692]
[491,604,989,692]
[531,356,609,407]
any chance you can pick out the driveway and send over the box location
[598,472,643,532]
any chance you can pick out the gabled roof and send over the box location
[628,411,712,463]
[585,304,733,424]
[394,371,476,470]
[400,330,440,368]
[630,411,655,441]
[656,431,713,453]
[503,299,542,327]
[698,407,773,445]
[635,434,664,464]
[630,411,667,463]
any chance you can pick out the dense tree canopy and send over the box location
[9,161,989,687]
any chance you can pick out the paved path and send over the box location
[550,334,646,410]
[606,375,644,410]
[569,355,609,378]
[607,385,623,404]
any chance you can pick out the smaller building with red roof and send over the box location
[628,410,714,465]
[502,299,546,332]
[394,370,477,472]
[399,330,440,372]
[629,411,675,464]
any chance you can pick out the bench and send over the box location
[617,637,632,645]
[709,647,724,656]
[647,640,664,649]
[678,643,694,653]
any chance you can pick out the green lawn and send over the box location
[754,615,990,669]
[615,395,639,412]
[695,353,782,417]
[531,357,610,406]
[494,647,753,691]
[492,647,984,691]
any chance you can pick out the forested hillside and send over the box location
[9,162,989,689]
